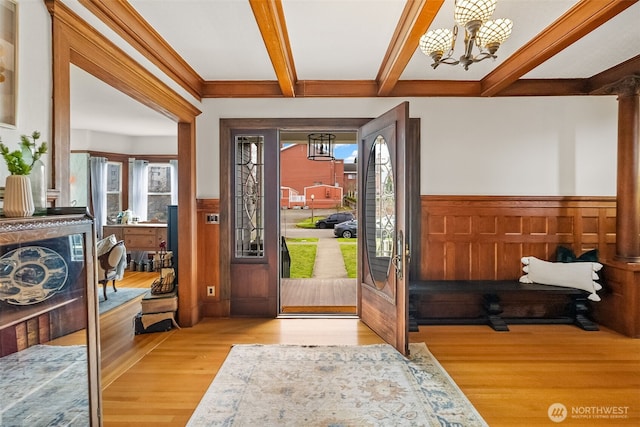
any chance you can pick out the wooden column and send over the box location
[614,76,640,262]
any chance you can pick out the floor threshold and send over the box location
[277,313,359,319]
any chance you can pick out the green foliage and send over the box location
[0,131,48,175]
[287,244,317,278]
[285,237,319,243]
[339,242,357,278]
[296,216,323,229]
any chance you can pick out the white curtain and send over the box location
[130,159,149,221]
[170,159,178,205]
[89,156,108,239]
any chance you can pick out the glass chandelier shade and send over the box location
[419,28,454,60]
[454,0,497,28]
[420,0,512,70]
[477,18,513,53]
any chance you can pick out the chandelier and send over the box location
[307,133,335,161]
[419,0,513,70]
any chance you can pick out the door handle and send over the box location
[393,230,404,280]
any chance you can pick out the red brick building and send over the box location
[280,144,346,208]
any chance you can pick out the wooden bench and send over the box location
[408,280,599,332]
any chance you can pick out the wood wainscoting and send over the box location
[195,195,638,336]
[417,196,623,331]
[196,199,228,317]
[419,196,617,280]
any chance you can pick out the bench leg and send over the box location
[572,297,599,331]
[484,294,509,331]
[408,294,419,332]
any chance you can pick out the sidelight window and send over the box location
[235,136,265,258]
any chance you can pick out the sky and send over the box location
[282,143,358,163]
[334,144,357,163]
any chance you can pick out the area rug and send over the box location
[187,342,488,427]
[0,345,88,426]
[99,287,147,314]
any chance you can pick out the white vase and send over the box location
[29,158,47,209]
[3,175,35,217]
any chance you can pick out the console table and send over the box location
[103,223,167,252]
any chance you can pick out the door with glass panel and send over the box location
[229,129,279,316]
[359,102,411,356]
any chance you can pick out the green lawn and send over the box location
[296,217,321,229]
[339,242,357,278]
[284,237,356,279]
[286,243,317,278]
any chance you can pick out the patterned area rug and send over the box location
[187,343,487,427]
[0,345,88,426]
[99,287,147,314]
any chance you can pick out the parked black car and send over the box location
[315,212,355,229]
[334,220,357,238]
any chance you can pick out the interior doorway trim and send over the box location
[220,118,371,317]
[47,0,202,326]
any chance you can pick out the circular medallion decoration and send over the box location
[0,246,69,305]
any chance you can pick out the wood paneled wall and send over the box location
[419,196,617,280]
[195,195,640,336]
[196,199,228,317]
[594,260,640,337]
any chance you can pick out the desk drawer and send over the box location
[124,227,156,236]
[156,228,167,243]
[125,235,157,250]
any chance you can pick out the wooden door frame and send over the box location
[46,0,202,326]
[219,118,420,313]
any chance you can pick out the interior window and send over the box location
[147,163,172,221]
[106,161,122,224]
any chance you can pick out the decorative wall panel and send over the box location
[420,196,617,281]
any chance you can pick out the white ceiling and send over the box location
[67,0,640,137]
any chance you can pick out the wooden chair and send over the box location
[97,240,126,300]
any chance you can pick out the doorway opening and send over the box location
[279,130,358,315]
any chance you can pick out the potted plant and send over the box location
[1,131,48,217]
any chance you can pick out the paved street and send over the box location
[280,208,342,239]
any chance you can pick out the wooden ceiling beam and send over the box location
[201,78,609,98]
[587,54,640,93]
[79,0,203,100]
[376,0,444,96]
[482,0,638,97]
[249,0,297,97]
[492,79,589,96]
[201,81,285,98]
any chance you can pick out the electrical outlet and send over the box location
[207,286,215,296]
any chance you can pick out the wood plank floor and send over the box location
[280,278,357,313]
[101,316,640,426]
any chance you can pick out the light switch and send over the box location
[206,213,219,224]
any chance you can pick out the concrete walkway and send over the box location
[312,236,348,279]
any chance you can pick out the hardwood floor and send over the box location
[101,314,640,426]
[99,271,640,426]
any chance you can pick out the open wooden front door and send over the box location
[358,102,410,355]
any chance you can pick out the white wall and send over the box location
[0,0,51,182]
[71,129,176,155]
[197,96,618,198]
[3,2,619,202]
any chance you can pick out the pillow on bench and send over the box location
[520,256,603,302]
